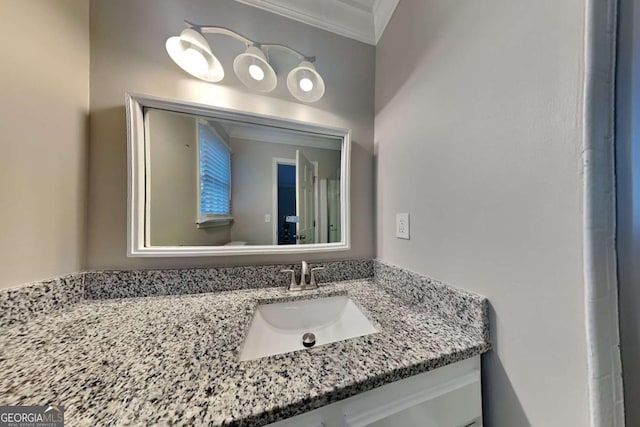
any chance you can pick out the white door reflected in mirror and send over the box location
[126,93,351,257]
[296,150,316,245]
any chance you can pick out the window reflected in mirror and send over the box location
[145,108,342,247]
[197,121,232,224]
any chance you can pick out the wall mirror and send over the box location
[126,93,350,256]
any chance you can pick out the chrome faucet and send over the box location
[301,260,310,285]
[281,261,325,291]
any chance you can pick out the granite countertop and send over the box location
[0,279,490,426]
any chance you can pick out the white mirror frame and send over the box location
[125,93,351,257]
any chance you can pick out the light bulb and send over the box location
[182,48,208,76]
[248,64,265,81]
[299,77,314,92]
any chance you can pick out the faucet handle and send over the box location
[281,269,297,289]
[310,267,325,287]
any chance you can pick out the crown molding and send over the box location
[373,0,399,44]
[233,0,398,45]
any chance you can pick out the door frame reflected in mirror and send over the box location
[125,92,351,257]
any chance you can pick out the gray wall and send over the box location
[87,0,375,268]
[616,0,640,423]
[230,137,341,245]
[147,109,231,246]
[0,0,89,289]
[375,1,589,425]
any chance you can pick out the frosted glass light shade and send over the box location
[287,61,325,103]
[233,46,277,92]
[166,28,224,82]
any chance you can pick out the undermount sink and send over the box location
[239,295,378,361]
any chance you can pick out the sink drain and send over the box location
[302,332,316,348]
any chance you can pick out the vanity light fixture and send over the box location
[287,61,326,103]
[166,28,225,82]
[166,21,325,102]
[233,46,277,92]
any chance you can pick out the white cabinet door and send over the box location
[350,380,482,427]
[343,367,481,427]
[267,356,482,427]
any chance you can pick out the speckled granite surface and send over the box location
[374,260,489,342]
[84,259,373,300]
[0,274,84,328]
[0,260,373,327]
[0,280,490,426]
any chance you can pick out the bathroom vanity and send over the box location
[0,261,489,426]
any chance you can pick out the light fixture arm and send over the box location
[184,20,315,63]
[261,44,316,63]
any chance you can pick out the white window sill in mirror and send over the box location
[196,217,234,228]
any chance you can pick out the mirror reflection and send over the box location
[145,108,342,247]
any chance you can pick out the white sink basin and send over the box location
[239,295,378,361]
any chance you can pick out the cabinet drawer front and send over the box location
[344,370,481,427]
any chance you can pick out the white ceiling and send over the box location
[212,120,343,151]
[233,0,399,45]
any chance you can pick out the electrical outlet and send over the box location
[265,214,271,223]
[396,213,410,239]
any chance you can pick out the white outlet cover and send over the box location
[396,213,410,239]
[265,214,271,223]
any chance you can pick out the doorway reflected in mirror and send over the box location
[276,163,296,245]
